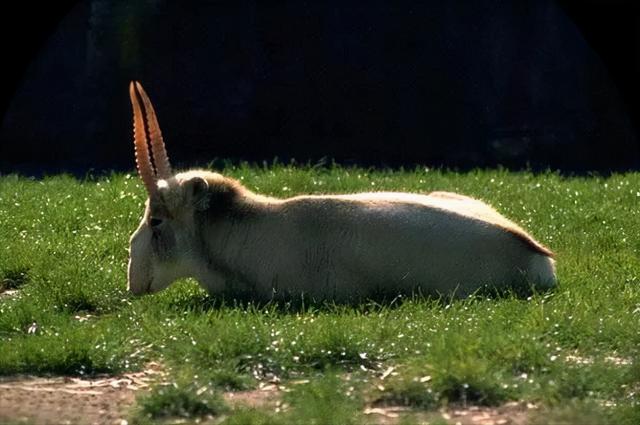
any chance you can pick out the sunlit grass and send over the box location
[0,165,639,423]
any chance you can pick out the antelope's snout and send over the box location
[127,224,153,295]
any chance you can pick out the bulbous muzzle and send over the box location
[127,226,153,295]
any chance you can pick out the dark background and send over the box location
[1,0,638,175]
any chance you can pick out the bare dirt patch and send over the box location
[0,289,20,300]
[0,363,165,425]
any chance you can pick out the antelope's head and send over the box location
[127,82,214,295]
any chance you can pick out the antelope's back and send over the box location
[268,192,555,300]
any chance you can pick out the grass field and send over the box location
[0,164,638,424]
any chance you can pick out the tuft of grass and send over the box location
[132,381,228,423]
[283,371,363,425]
[374,356,513,408]
[375,378,438,409]
[0,317,142,375]
[221,371,362,425]
[0,266,30,291]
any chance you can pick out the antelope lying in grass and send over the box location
[127,82,556,301]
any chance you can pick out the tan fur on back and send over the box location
[185,171,553,257]
[290,190,553,258]
[426,191,553,257]
[172,172,553,259]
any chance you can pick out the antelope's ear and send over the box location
[183,177,210,211]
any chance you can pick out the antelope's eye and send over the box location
[149,217,163,227]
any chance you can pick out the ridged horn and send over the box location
[129,81,157,196]
[135,82,172,179]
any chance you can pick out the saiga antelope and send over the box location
[127,82,556,301]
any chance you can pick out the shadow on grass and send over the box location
[0,266,31,292]
[164,282,555,315]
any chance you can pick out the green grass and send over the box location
[219,371,362,425]
[132,380,228,424]
[1,164,639,424]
